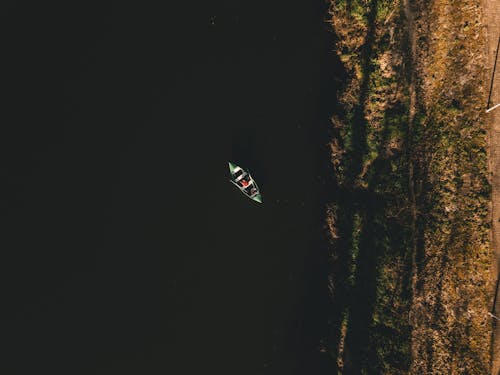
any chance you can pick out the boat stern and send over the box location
[251,193,263,203]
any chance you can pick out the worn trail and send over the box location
[486,0,500,370]
[402,0,420,368]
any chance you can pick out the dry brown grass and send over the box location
[409,0,493,373]
[327,0,493,373]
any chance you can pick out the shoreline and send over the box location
[327,0,495,372]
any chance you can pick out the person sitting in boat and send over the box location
[240,178,249,187]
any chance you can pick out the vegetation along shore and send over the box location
[325,0,494,373]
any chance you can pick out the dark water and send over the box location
[1,2,344,374]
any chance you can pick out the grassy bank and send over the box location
[326,0,493,373]
[327,0,413,372]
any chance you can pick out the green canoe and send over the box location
[228,162,262,203]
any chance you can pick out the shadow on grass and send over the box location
[325,0,415,373]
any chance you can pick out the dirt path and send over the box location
[486,0,500,370]
[402,0,420,368]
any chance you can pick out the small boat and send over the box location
[228,162,262,203]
